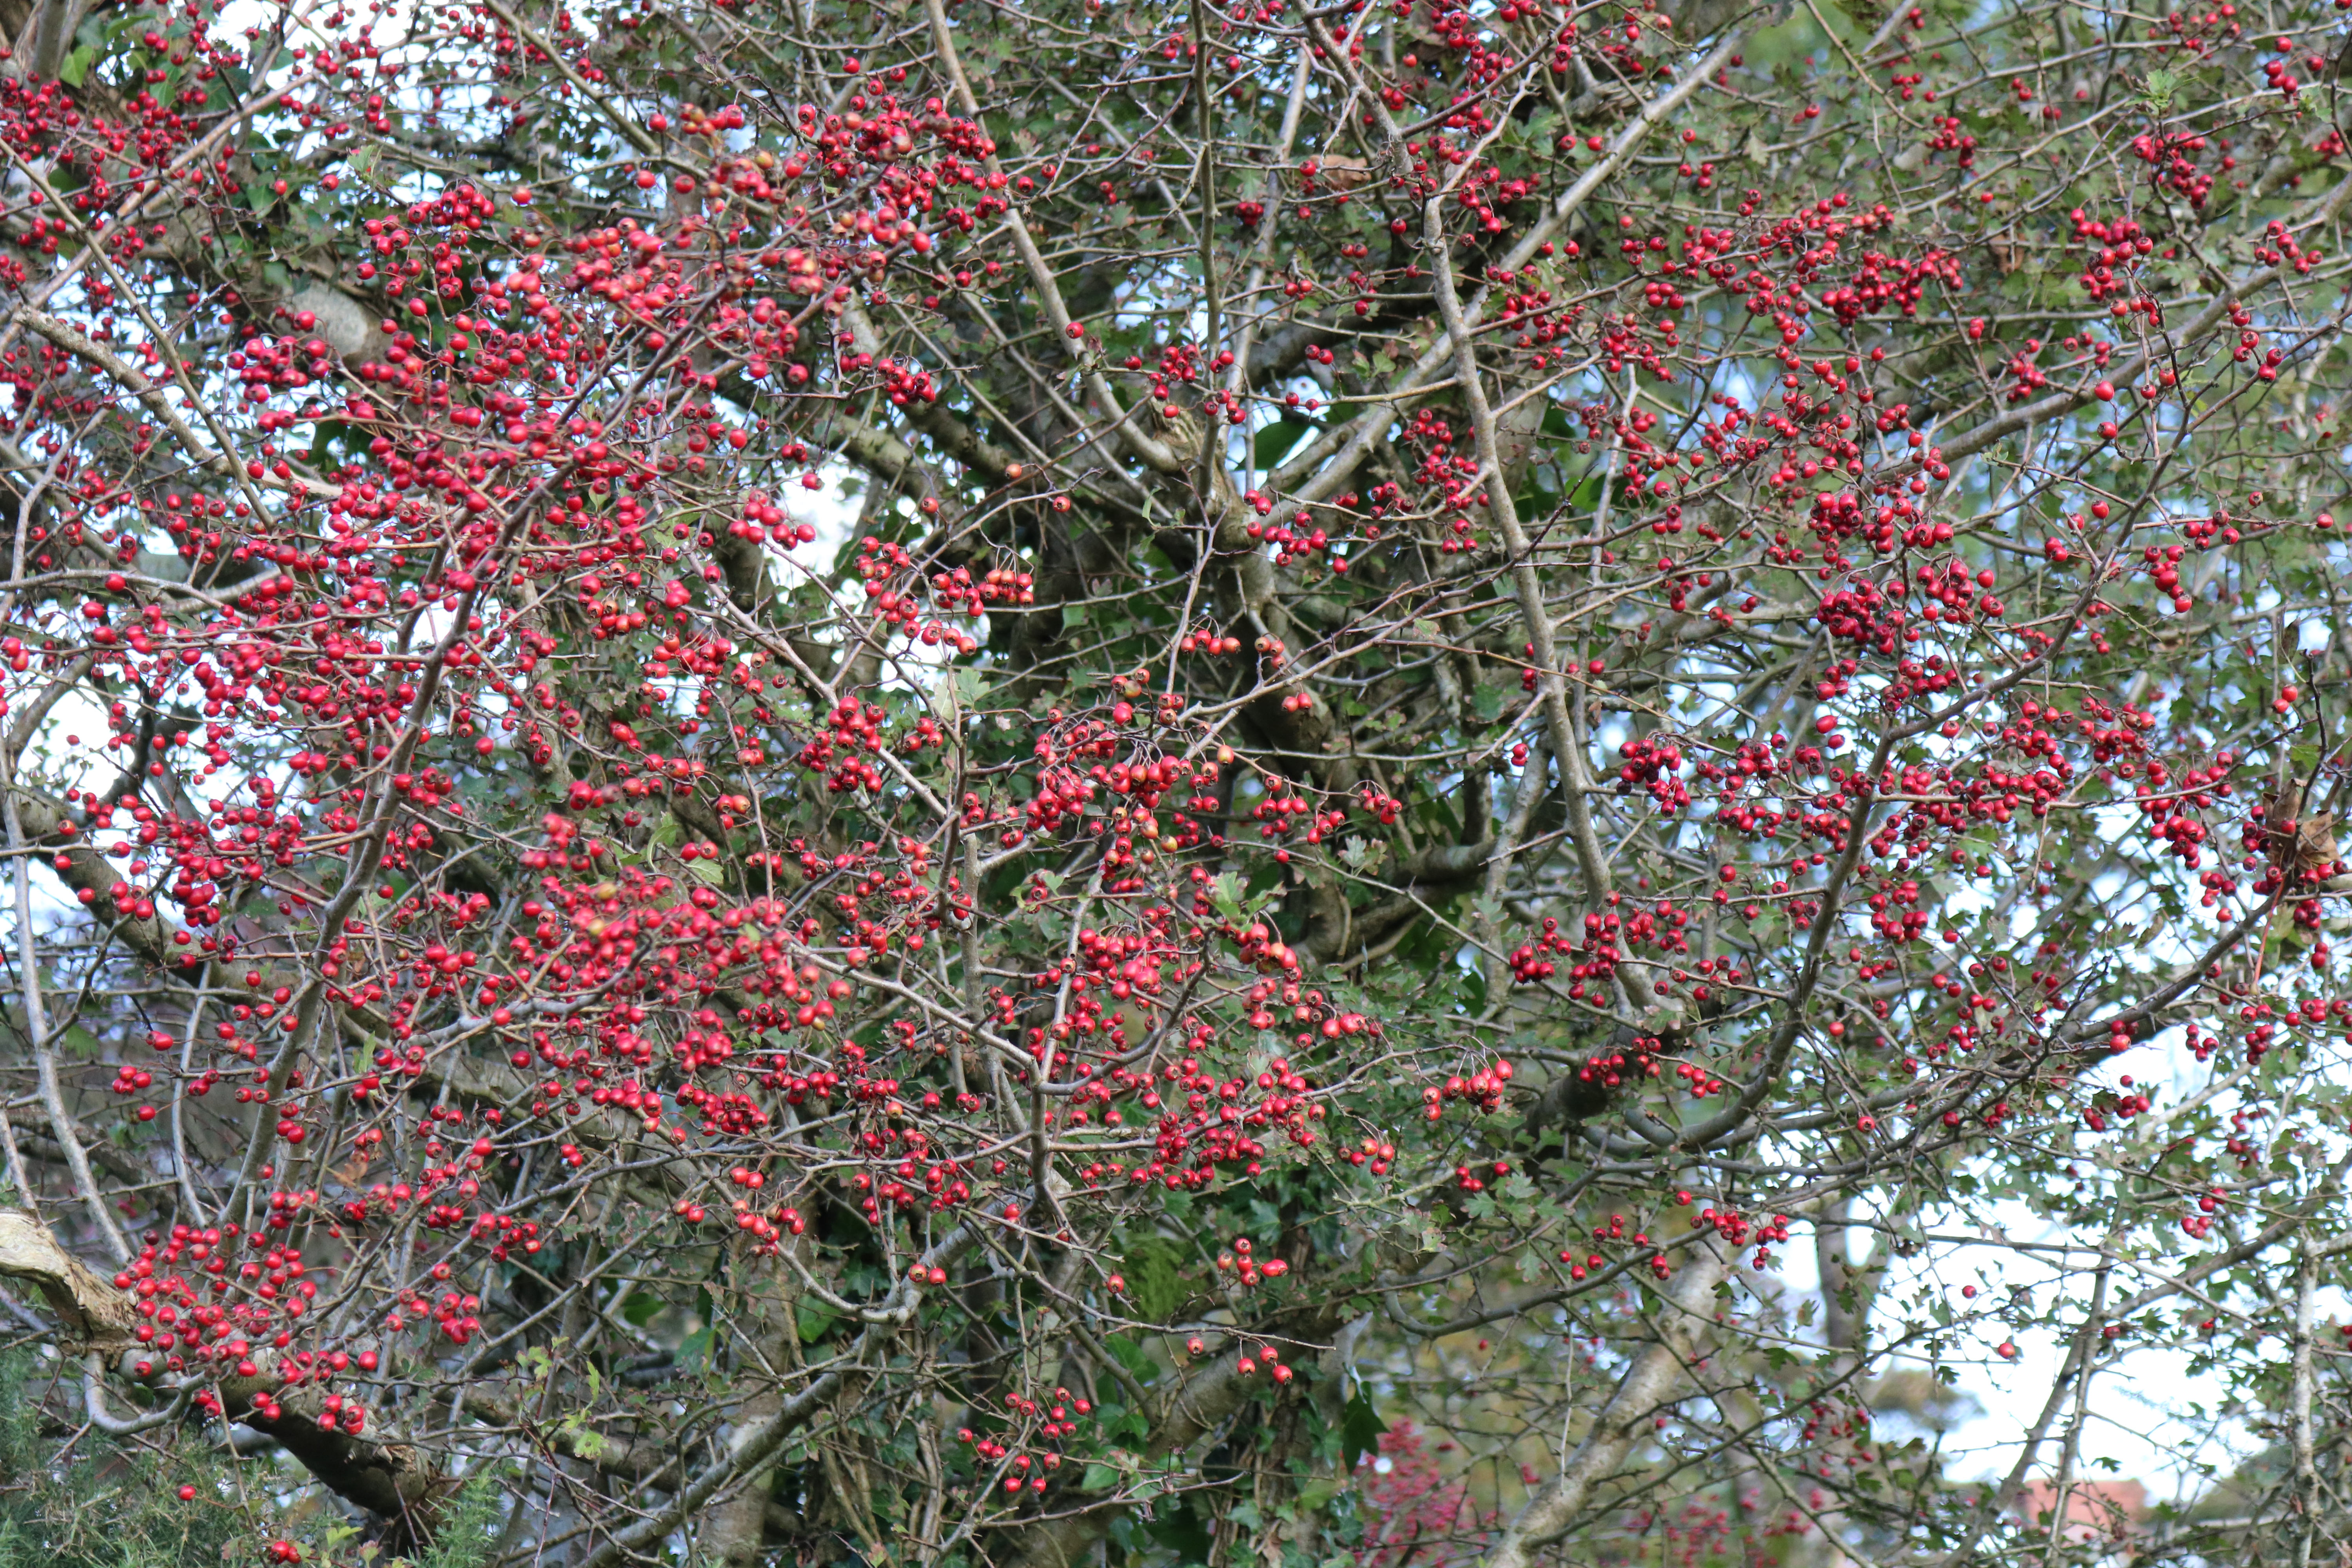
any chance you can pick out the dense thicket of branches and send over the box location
[0,0,2350,1562]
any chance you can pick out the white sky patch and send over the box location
[1787,1201,2265,1503]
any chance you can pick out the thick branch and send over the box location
[1471,1235,1729,1568]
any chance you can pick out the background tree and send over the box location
[0,0,2350,1562]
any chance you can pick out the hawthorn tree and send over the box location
[0,0,2350,1559]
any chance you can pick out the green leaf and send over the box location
[1209,870,1248,923]
[795,1297,839,1344]
[56,44,96,85]
[1341,1391,1387,1472]
[306,418,354,467]
[1145,1497,1212,1561]
[560,1418,609,1461]
[1253,415,1317,470]
[1103,1332,1158,1384]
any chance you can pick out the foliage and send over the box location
[0,0,2346,1563]
[416,1472,508,1568]
[0,1352,243,1568]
